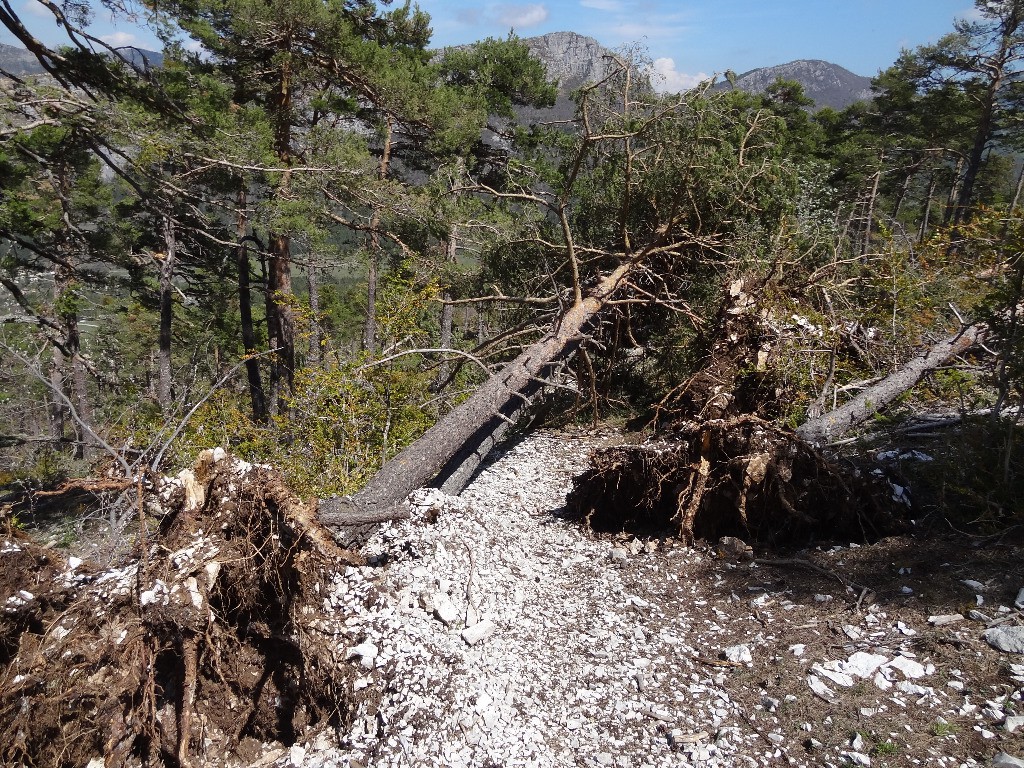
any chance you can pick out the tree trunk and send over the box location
[268,232,295,411]
[47,347,66,444]
[236,194,267,422]
[262,251,279,417]
[157,216,176,414]
[861,165,882,258]
[318,259,635,528]
[891,169,913,222]
[432,231,458,392]
[53,257,95,459]
[362,252,378,354]
[943,157,965,227]
[1001,161,1024,240]
[955,66,1005,225]
[362,116,393,355]
[308,255,322,366]
[919,172,937,243]
[268,41,296,412]
[796,323,984,445]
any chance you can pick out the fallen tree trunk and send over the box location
[796,322,985,446]
[317,260,636,530]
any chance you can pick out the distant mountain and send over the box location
[0,42,44,76]
[516,38,873,118]
[0,42,163,78]
[716,59,873,111]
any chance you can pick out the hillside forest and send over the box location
[3,0,1024,536]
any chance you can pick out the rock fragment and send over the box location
[841,751,871,766]
[884,655,927,679]
[1006,715,1024,733]
[432,592,461,627]
[461,619,496,646]
[723,644,752,664]
[347,642,379,668]
[984,626,1024,654]
[807,675,835,700]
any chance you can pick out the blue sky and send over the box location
[418,0,979,89]
[4,0,981,92]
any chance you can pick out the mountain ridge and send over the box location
[715,58,873,110]
[2,36,873,112]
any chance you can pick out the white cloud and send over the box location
[19,0,52,19]
[580,0,623,11]
[651,57,708,93]
[101,31,140,47]
[955,5,986,22]
[496,3,549,28]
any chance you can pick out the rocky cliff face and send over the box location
[517,31,614,124]
[722,59,872,110]
[522,31,611,91]
[0,42,163,78]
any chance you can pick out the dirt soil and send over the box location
[1,430,1023,768]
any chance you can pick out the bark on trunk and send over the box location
[267,233,295,412]
[362,117,393,355]
[362,253,378,354]
[432,231,458,392]
[308,256,322,366]
[47,348,65,444]
[268,42,295,412]
[796,323,984,446]
[262,251,279,417]
[861,165,881,258]
[318,259,635,528]
[53,260,94,459]
[919,173,937,243]
[236,193,267,422]
[157,216,176,413]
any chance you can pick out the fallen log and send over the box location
[796,323,985,446]
[317,259,635,532]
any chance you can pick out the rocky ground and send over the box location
[4,427,1024,767]
[274,427,1024,768]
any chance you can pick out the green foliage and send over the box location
[162,359,434,498]
[931,720,957,737]
[871,740,899,757]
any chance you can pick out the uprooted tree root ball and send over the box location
[0,452,364,768]
[564,416,910,546]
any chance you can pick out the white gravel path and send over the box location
[302,429,760,768]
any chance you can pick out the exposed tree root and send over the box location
[0,452,363,768]
[565,415,909,546]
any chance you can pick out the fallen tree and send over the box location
[795,322,987,445]
[319,259,634,530]
[562,296,986,543]
[564,415,909,544]
[317,59,788,534]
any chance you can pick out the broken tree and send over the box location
[565,286,986,544]
[318,57,798,532]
